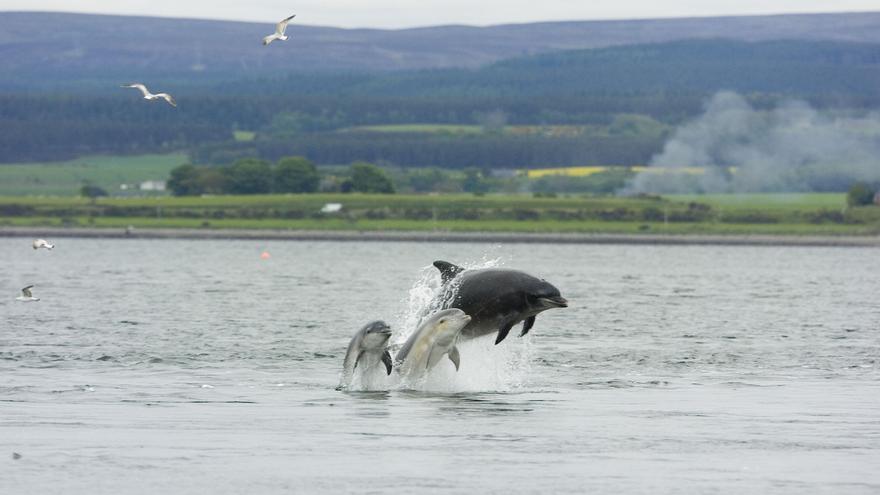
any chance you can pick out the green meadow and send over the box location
[0,152,876,236]
[0,153,187,196]
[1,192,878,236]
[666,193,847,210]
[341,124,596,136]
[344,124,485,134]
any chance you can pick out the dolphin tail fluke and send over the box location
[495,322,515,345]
[433,260,466,284]
[381,350,393,375]
[519,316,536,337]
[448,346,460,371]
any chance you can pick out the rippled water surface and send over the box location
[1,238,879,493]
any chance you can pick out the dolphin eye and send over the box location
[439,319,446,324]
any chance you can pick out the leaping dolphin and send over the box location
[432,260,568,345]
[395,308,471,379]
[340,320,393,389]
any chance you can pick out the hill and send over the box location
[2,38,879,164]
[253,39,880,98]
[1,11,880,89]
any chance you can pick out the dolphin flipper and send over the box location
[381,350,393,375]
[433,260,466,284]
[448,346,460,371]
[519,316,536,337]
[495,322,515,345]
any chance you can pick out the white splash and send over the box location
[401,335,533,393]
[391,256,502,348]
[341,355,393,392]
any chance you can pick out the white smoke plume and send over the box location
[623,91,880,194]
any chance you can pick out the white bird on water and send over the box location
[16,286,40,302]
[33,239,54,250]
[121,83,177,107]
[262,14,296,45]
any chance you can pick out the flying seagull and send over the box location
[263,14,296,45]
[121,83,177,107]
[33,239,54,250]
[16,285,40,302]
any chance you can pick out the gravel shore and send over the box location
[2,226,879,247]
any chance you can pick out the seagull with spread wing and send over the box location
[263,14,297,45]
[33,239,54,250]
[121,83,177,107]
[16,286,40,302]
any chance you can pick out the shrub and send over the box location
[80,184,108,198]
[274,156,319,193]
[847,182,875,207]
[350,162,395,194]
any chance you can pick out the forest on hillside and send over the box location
[1,40,878,166]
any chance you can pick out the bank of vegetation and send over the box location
[1,193,878,236]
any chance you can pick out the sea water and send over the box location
[1,238,878,493]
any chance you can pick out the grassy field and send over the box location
[0,153,186,196]
[1,192,878,236]
[0,192,643,208]
[233,131,256,142]
[344,124,485,134]
[342,124,590,136]
[667,193,847,210]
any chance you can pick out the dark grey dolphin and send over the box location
[431,260,568,345]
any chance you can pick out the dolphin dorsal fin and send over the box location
[433,260,465,284]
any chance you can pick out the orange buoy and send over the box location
[260,251,271,260]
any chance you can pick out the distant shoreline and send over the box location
[2,226,879,247]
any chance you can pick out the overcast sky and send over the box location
[3,0,878,28]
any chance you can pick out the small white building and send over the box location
[320,203,343,213]
[139,180,167,191]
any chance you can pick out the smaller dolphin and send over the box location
[340,321,393,388]
[395,309,472,378]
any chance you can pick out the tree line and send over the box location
[0,93,695,163]
[191,132,666,169]
[167,157,395,196]
[167,154,647,196]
